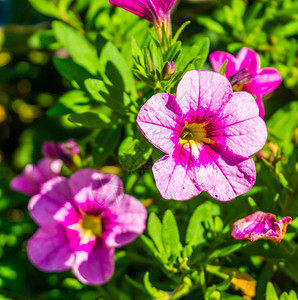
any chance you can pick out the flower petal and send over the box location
[176,71,233,123]
[236,47,260,76]
[10,173,40,196]
[209,51,238,78]
[137,93,183,155]
[104,194,147,248]
[73,241,115,285]
[27,226,75,271]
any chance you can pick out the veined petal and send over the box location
[209,51,238,78]
[236,47,260,76]
[176,71,233,123]
[137,93,183,155]
[73,241,115,285]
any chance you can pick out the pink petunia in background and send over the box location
[209,47,282,118]
[137,70,267,201]
[230,211,292,243]
[108,0,176,40]
[27,169,147,285]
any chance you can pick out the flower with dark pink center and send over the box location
[230,211,292,243]
[137,70,267,201]
[27,169,147,284]
[209,47,282,118]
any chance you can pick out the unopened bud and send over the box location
[255,150,268,161]
[162,61,176,80]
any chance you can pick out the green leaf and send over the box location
[162,210,181,260]
[219,60,228,75]
[28,0,60,18]
[208,243,243,260]
[54,57,93,88]
[118,136,152,172]
[28,29,59,50]
[280,292,289,300]
[125,275,147,294]
[144,272,169,298]
[289,290,298,300]
[139,235,158,258]
[68,112,113,128]
[266,282,278,300]
[52,21,98,74]
[93,127,121,165]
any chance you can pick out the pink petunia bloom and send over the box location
[209,47,282,118]
[27,169,147,284]
[10,158,62,196]
[230,211,292,243]
[137,70,267,201]
[108,0,176,39]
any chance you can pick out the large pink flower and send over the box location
[27,169,147,285]
[230,211,292,243]
[109,0,176,38]
[10,158,62,196]
[137,70,267,201]
[209,47,282,118]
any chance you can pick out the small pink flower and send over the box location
[137,70,267,201]
[27,169,147,284]
[209,47,282,118]
[10,158,62,196]
[109,0,176,39]
[230,211,292,243]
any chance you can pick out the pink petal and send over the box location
[73,241,115,285]
[236,47,260,76]
[255,94,265,118]
[29,177,79,227]
[208,92,267,157]
[10,173,40,195]
[152,146,201,200]
[27,226,75,271]
[69,169,123,212]
[209,51,238,78]
[137,93,183,155]
[104,194,147,248]
[176,71,233,123]
[244,67,282,96]
[193,146,256,201]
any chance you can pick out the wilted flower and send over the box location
[27,169,147,284]
[10,158,62,196]
[137,70,267,201]
[109,0,176,40]
[209,47,282,118]
[230,211,292,243]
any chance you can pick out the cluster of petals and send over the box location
[230,211,292,243]
[209,47,282,118]
[27,169,147,284]
[137,70,267,201]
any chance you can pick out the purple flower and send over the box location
[42,139,80,165]
[27,169,147,284]
[108,0,176,39]
[230,211,292,243]
[137,70,267,201]
[10,158,62,196]
[209,47,282,118]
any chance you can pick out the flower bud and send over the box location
[162,61,176,80]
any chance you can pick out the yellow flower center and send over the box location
[180,122,212,145]
[81,214,102,237]
[233,84,244,92]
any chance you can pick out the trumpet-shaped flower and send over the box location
[209,47,282,118]
[137,70,267,201]
[109,0,176,39]
[230,211,292,243]
[27,169,147,284]
[10,158,62,196]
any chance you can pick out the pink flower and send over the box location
[209,47,282,118]
[10,158,62,196]
[108,0,176,39]
[27,169,147,284]
[137,70,267,201]
[230,211,292,243]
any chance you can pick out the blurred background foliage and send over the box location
[0,0,297,299]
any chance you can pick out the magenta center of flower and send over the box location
[81,214,102,237]
[180,122,212,145]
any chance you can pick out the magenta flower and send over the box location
[108,0,176,39]
[10,158,62,196]
[209,47,282,118]
[230,211,292,243]
[27,169,147,284]
[137,70,267,201]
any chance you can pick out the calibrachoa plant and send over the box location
[3,0,297,299]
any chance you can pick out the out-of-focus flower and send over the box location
[209,47,282,118]
[10,158,62,196]
[27,169,147,284]
[108,0,176,40]
[230,211,292,243]
[137,70,267,201]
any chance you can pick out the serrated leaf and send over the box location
[266,282,278,300]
